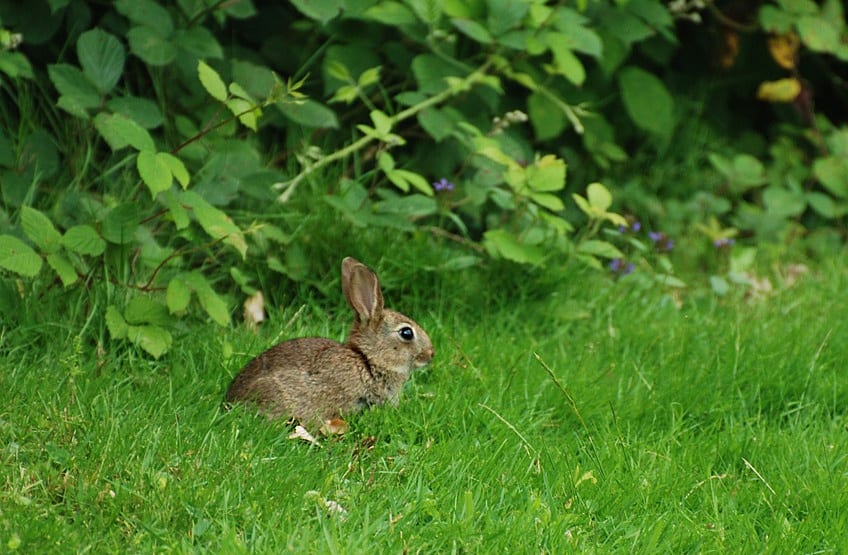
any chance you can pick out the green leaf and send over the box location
[115,0,174,35]
[363,2,418,25]
[93,112,156,152]
[21,206,62,254]
[710,275,730,296]
[0,234,42,277]
[137,150,173,197]
[105,305,128,339]
[545,36,585,86]
[226,97,260,131]
[106,96,164,129]
[183,272,230,326]
[417,108,455,142]
[290,0,343,23]
[172,27,223,59]
[77,29,125,95]
[159,190,190,230]
[127,324,172,358]
[487,0,529,36]
[527,92,566,141]
[102,203,140,245]
[370,110,393,136]
[47,64,101,118]
[179,191,247,258]
[166,276,192,314]
[46,253,78,287]
[376,194,438,217]
[587,182,613,211]
[451,18,494,44]
[527,155,566,192]
[577,239,624,259]
[393,170,434,196]
[797,15,841,53]
[483,229,545,265]
[198,60,228,102]
[158,152,190,188]
[553,9,603,57]
[813,156,848,198]
[127,26,177,66]
[276,99,339,129]
[125,296,171,325]
[618,66,675,137]
[763,186,806,218]
[529,192,564,211]
[61,225,105,256]
[0,51,34,80]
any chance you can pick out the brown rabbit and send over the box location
[226,257,434,424]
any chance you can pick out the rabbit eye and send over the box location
[398,326,415,341]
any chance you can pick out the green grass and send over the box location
[2,255,847,552]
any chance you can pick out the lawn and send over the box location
[2,255,847,552]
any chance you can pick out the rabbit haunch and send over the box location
[225,257,434,422]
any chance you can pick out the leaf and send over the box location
[290,0,343,23]
[483,229,545,265]
[710,275,730,296]
[376,194,438,217]
[618,66,675,137]
[46,253,78,287]
[587,182,613,211]
[127,26,177,66]
[106,96,164,129]
[417,108,455,142]
[21,206,62,254]
[197,60,228,102]
[363,2,418,25]
[137,150,173,197]
[166,276,192,314]
[179,191,247,258]
[276,99,339,129]
[545,36,585,86]
[183,272,230,326]
[527,92,566,141]
[102,203,140,245]
[797,14,841,53]
[172,27,223,59]
[77,29,125,94]
[393,170,434,196]
[756,78,801,103]
[529,192,564,211]
[0,234,42,277]
[763,186,806,218]
[159,190,190,230]
[226,97,260,131]
[527,155,566,192]
[47,64,101,118]
[115,0,174,34]
[61,225,105,255]
[767,33,799,70]
[577,239,624,259]
[125,296,171,326]
[93,112,156,152]
[243,290,265,330]
[370,110,393,136]
[158,152,190,189]
[813,156,848,198]
[105,305,128,339]
[126,324,172,358]
[451,18,494,44]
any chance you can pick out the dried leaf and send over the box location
[757,78,801,103]
[768,32,800,70]
[321,418,349,435]
[243,290,266,332]
[288,425,319,445]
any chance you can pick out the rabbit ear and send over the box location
[342,257,384,324]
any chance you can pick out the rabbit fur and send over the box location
[226,257,434,423]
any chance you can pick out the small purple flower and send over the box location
[610,258,635,276]
[618,220,642,234]
[649,231,674,253]
[432,178,455,192]
[713,237,735,249]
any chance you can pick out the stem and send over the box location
[275,60,495,203]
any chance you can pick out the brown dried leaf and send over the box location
[321,418,349,435]
[243,290,266,332]
[768,33,800,70]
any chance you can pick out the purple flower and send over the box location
[713,237,735,249]
[432,178,455,192]
[618,220,642,234]
[649,231,674,253]
[610,258,635,276]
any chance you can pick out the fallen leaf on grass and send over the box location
[243,291,266,332]
[288,425,319,445]
[321,418,349,435]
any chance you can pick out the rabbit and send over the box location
[225,257,434,425]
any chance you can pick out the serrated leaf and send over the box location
[61,225,105,255]
[102,203,140,245]
[127,26,176,66]
[126,324,172,358]
[77,28,125,94]
[618,66,675,137]
[179,191,247,258]
[46,253,78,286]
[21,206,62,254]
[166,276,191,314]
[0,234,42,277]
[106,96,164,129]
[115,0,174,34]
[183,272,230,326]
[47,63,101,117]
[197,60,228,102]
[137,150,173,197]
[483,228,545,265]
[94,112,156,152]
[159,190,190,230]
[157,152,190,188]
[105,305,128,339]
[125,296,171,325]
[577,239,624,259]
[226,97,260,131]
